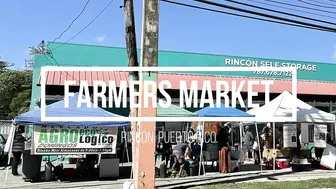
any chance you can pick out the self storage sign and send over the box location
[32,126,117,155]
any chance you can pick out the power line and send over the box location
[43,51,81,83]
[44,0,115,81]
[265,0,336,14]
[45,0,115,83]
[298,0,336,9]
[52,0,91,43]
[161,0,335,33]
[223,0,336,26]
[192,0,336,32]
[309,0,336,7]
[50,0,115,51]
[247,0,336,19]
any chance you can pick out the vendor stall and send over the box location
[155,101,198,175]
[5,93,130,184]
[193,103,259,175]
[157,100,198,143]
[246,91,335,171]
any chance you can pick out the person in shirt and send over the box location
[171,142,191,177]
[217,123,231,173]
[228,125,236,146]
[244,126,254,161]
[156,131,172,166]
[11,126,26,176]
[262,123,272,149]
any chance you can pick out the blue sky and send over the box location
[0,0,335,69]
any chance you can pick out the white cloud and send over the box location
[333,45,336,61]
[94,35,106,43]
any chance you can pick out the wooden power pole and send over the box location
[123,0,139,182]
[135,0,160,188]
[124,0,159,188]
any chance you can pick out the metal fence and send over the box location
[0,120,12,136]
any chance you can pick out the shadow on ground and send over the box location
[162,171,296,189]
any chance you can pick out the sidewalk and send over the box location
[1,166,336,189]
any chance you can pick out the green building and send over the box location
[31,42,336,113]
[29,42,336,161]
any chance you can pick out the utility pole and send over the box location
[123,0,139,183]
[134,0,160,188]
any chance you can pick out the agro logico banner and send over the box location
[33,126,117,155]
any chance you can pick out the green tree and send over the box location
[0,60,14,74]
[25,40,48,69]
[8,89,32,118]
[29,40,47,55]
[0,70,33,119]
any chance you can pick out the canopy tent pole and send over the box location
[198,121,205,176]
[4,124,17,188]
[129,114,133,179]
[231,125,234,147]
[202,122,205,176]
[254,122,263,173]
[123,126,130,163]
[121,126,129,178]
[273,122,276,171]
[239,122,243,164]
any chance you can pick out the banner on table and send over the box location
[32,126,117,155]
[314,124,327,148]
[283,124,297,148]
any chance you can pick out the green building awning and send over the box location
[157,102,197,117]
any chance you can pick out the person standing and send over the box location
[157,131,172,166]
[253,131,262,164]
[217,123,231,173]
[11,126,26,176]
[244,126,254,161]
[228,126,236,146]
[262,123,272,149]
[162,132,172,166]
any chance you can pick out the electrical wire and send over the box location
[223,0,336,26]
[161,0,335,32]
[44,0,115,83]
[192,0,336,32]
[50,0,115,51]
[309,0,336,7]
[52,0,91,43]
[298,0,336,9]
[43,52,81,83]
[246,0,336,19]
[265,0,336,14]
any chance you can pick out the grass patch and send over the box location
[190,178,336,189]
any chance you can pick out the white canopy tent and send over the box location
[244,91,336,170]
[247,91,335,123]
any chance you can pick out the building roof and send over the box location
[157,101,197,117]
[38,71,336,95]
[35,42,336,83]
